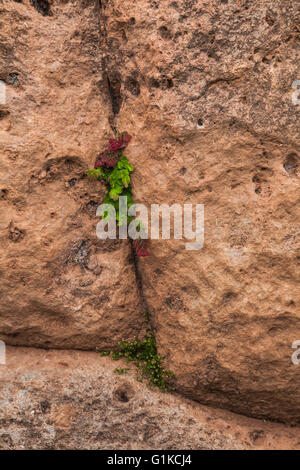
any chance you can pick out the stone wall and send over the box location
[0,0,299,424]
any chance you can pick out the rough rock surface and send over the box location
[0,0,147,349]
[0,0,299,426]
[1,346,300,450]
[103,0,300,422]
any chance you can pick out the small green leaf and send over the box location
[109,185,123,200]
[87,168,103,179]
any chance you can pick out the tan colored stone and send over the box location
[103,0,300,422]
[1,346,300,450]
[0,0,299,425]
[0,0,147,349]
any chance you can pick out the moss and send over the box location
[114,368,129,375]
[144,311,150,321]
[100,330,174,391]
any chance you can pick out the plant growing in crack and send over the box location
[100,330,174,391]
[87,132,149,257]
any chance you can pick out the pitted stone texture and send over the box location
[0,0,147,349]
[103,0,300,422]
[1,347,300,450]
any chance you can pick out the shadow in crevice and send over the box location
[31,0,52,16]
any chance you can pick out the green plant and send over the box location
[114,367,129,375]
[87,132,149,257]
[100,331,174,391]
[87,155,134,226]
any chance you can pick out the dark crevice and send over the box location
[95,1,148,319]
[0,109,10,120]
[96,0,122,121]
[31,0,52,16]
[105,72,122,115]
[130,240,152,326]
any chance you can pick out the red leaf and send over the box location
[108,132,132,152]
[133,239,149,257]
